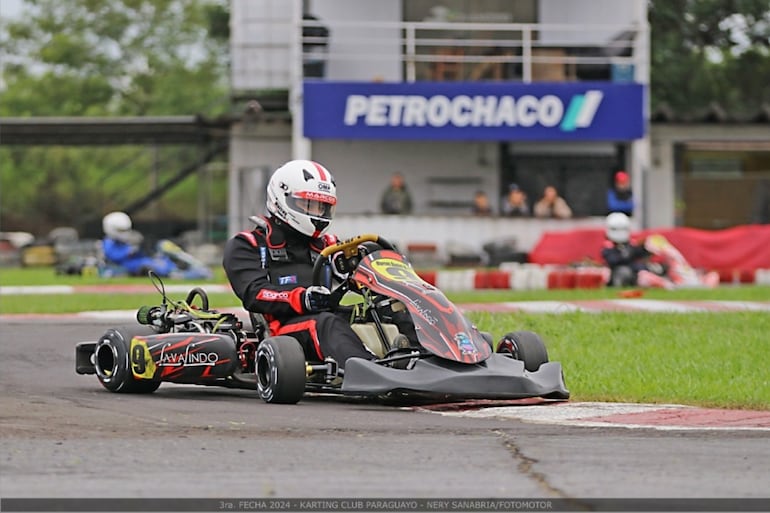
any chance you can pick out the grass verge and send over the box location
[467,310,770,410]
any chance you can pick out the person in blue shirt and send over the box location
[607,170,634,216]
[101,211,176,277]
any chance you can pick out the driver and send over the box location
[222,160,376,368]
[601,212,672,288]
[101,211,176,277]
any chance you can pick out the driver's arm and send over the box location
[222,234,307,317]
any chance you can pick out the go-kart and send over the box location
[75,234,569,404]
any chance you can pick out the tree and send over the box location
[0,0,230,234]
[649,0,770,117]
[1,0,230,116]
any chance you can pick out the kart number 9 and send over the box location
[129,338,157,379]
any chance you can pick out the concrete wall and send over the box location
[309,0,402,82]
[648,123,770,229]
[227,120,292,233]
[311,139,500,215]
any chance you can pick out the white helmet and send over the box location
[266,160,337,237]
[102,211,133,242]
[606,212,631,243]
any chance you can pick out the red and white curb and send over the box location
[3,266,770,297]
[420,401,770,431]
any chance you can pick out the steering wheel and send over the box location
[311,233,397,290]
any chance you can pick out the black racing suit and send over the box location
[601,238,655,286]
[222,216,374,368]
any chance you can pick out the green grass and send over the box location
[467,310,770,410]
[0,266,227,286]
[2,266,769,409]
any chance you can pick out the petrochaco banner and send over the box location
[303,81,645,141]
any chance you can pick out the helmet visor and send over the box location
[287,192,336,220]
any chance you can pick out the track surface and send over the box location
[1,320,769,506]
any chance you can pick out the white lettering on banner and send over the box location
[343,93,588,130]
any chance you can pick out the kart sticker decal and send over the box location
[129,337,157,379]
[369,257,421,283]
[140,335,234,380]
[454,332,478,356]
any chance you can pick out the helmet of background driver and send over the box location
[606,212,631,243]
[266,160,337,237]
[102,211,133,242]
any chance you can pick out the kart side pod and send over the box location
[76,327,239,391]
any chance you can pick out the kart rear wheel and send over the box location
[94,326,161,394]
[497,331,549,372]
[480,331,494,350]
[256,336,306,404]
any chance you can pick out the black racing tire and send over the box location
[480,331,494,350]
[497,330,549,372]
[94,326,161,394]
[256,336,306,404]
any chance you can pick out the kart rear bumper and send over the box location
[341,354,569,400]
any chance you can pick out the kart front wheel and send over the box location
[94,326,161,394]
[497,331,549,372]
[256,336,306,404]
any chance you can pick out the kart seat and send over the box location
[350,322,401,358]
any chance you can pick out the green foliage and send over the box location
[650,0,770,116]
[0,0,230,234]
[1,0,229,116]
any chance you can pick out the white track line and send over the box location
[434,402,770,431]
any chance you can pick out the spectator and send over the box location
[471,190,493,216]
[533,185,572,219]
[380,172,413,215]
[501,183,530,217]
[607,170,634,216]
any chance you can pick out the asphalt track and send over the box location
[1,318,769,511]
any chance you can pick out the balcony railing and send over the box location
[231,17,648,91]
[304,20,644,82]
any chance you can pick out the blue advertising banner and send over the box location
[303,81,645,141]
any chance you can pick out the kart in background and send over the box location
[76,234,569,404]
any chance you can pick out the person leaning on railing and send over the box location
[533,185,572,219]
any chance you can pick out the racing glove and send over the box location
[303,285,331,313]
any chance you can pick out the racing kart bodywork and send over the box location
[76,234,569,404]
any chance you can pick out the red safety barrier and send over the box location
[473,272,488,289]
[529,224,770,274]
[548,269,577,289]
[576,270,606,289]
[417,271,436,286]
[716,268,757,284]
[488,270,511,289]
